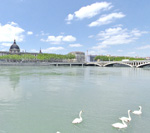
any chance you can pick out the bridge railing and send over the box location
[95,60,150,63]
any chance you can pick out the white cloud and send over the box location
[91,44,108,55]
[89,26,147,55]
[27,31,33,35]
[1,43,12,47]
[41,35,76,44]
[62,35,76,42]
[9,22,18,26]
[66,2,112,24]
[69,43,83,47]
[97,27,147,45]
[42,47,64,53]
[0,22,24,42]
[88,35,94,38]
[66,14,74,22]
[137,45,150,50]
[89,43,108,55]
[75,2,112,19]
[88,12,125,27]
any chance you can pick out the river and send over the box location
[0,66,149,133]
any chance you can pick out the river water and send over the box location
[0,66,149,133]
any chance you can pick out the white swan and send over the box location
[119,110,132,122]
[112,119,127,129]
[132,106,142,115]
[72,110,83,124]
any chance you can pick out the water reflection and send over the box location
[9,73,20,90]
[0,67,22,102]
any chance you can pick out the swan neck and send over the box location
[79,111,82,118]
[139,107,142,111]
[122,120,127,126]
[128,111,131,119]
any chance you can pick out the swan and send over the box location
[72,110,83,124]
[132,106,142,115]
[119,110,132,122]
[112,119,127,129]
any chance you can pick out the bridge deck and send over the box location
[85,60,150,68]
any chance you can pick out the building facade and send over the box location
[69,51,85,62]
[86,55,97,62]
[0,41,85,63]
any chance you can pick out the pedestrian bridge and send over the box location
[85,60,150,68]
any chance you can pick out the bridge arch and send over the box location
[94,63,102,67]
[137,62,150,68]
[103,62,133,67]
[85,62,102,67]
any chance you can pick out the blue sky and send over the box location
[0,0,150,57]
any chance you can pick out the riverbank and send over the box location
[0,61,84,66]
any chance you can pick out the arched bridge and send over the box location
[85,60,150,68]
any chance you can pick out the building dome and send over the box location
[9,40,20,53]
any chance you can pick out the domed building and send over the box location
[9,40,20,53]
[0,40,44,57]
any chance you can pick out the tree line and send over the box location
[94,55,145,61]
[0,53,75,62]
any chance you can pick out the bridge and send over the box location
[85,60,150,68]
